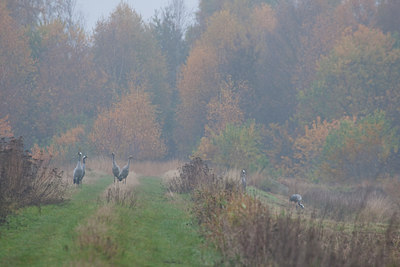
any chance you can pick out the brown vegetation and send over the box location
[169,158,400,266]
[0,137,67,221]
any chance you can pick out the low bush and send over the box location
[0,137,66,221]
[171,158,400,266]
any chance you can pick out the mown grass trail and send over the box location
[0,174,219,266]
[109,176,219,266]
[0,174,111,266]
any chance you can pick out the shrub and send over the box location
[0,137,67,221]
[167,157,216,194]
[321,111,399,182]
[194,121,269,171]
[171,158,400,266]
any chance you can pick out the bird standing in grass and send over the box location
[78,155,87,185]
[111,152,121,183]
[73,152,83,185]
[241,169,247,191]
[290,194,304,209]
[118,155,133,184]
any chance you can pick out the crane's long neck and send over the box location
[82,157,86,168]
[77,154,82,167]
[112,154,117,166]
[127,158,131,169]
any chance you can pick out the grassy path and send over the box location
[0,174,219,266]
[0,174,111,266]
[109,176,218,266]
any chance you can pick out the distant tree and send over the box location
[90,85,166,160]
[321,111,399,181]
[297,25,400,126]
[376,0,400,34]
[0,2,35,142]
[151,0,190,156]
[0,116,13,138]
[195,77,244,160]
[29,20,98,147]
[195,121,268,170]
[92,3,170,109]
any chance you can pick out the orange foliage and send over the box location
[206,77,244,135]
[292,117,349,176]
[31,143,58,163]
[90,86,166,160]
[0,115,13,137]
[195,77,244,161]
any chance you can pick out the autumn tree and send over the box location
[0,2,35,143]
[195,77,244,160]
[151,0,190,155]
[292,117,342,179]
[92,3,173,154]
[0,116,13,138]
[297,25,400,125]
[92,3,170,109]
[196,121,268,170]
[90,85,166,160]
[28,19,99,147]
[176,4,283,155]
[321,111,399,182]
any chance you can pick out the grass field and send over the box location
[0,172,220,266]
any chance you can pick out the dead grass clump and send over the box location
[177,160,400,265]
[281,178,397,222]
[168,157,217,193]
[0,137,67,221]
[195,187,400,266]
[75,204,119,260]
[105,184,137,208]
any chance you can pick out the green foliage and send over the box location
[210,121,268,171]
[321,111,399,181]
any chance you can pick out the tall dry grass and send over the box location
[281,178,397,222]
[170,158,400,266]
[0,137,67,221]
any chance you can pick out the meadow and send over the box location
[0,141,399,266]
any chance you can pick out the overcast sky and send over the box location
[76,0,199,31]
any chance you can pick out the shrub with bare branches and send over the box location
[171,157,400,266]
[0,137,67,221]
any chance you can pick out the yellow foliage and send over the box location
[0,115,13,138]
[90,86,166,160]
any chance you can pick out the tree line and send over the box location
[1,0,400,182]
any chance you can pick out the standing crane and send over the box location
[289,194,304,209]
[118,155,133,184]
[73,152,83,185]
[241,169,247,191]
[111,152,121,183]
[78,155,88,185]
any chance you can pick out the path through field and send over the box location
[0,171,219,266]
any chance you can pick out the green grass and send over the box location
[0,174,112,266]
[0,174,220,266]
[109,176,220,266]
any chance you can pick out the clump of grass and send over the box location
[75,204,119,261]
[105,184,137,208]
[168,157,217,193]
[0,137,67,221]
[281,178,397,222]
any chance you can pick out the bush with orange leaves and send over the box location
[90,87,166,160]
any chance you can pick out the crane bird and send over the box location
[289,194,304,209]
[111,152,121,183]
[77,155,88,185]
[118,155,133,184]
[73,152,83,185]
[241,169,247,191]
